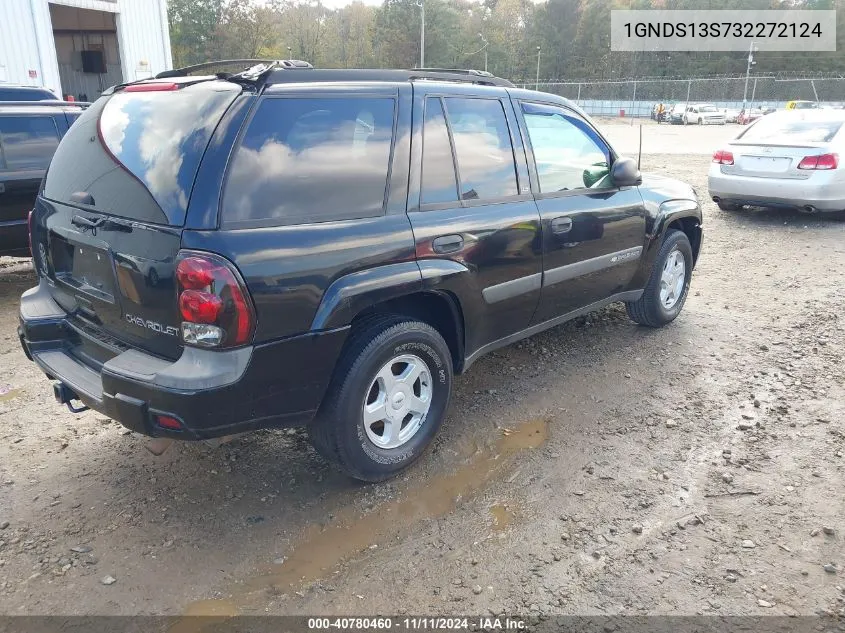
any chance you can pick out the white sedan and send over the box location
[708,110,845,213]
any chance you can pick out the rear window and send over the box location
[738,116,843,144]
[43,81,240,226]
[0,116,60,170]
[0,87,57,102]
[222,96,395,227]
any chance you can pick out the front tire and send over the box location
[717,200,740,211]
[310,315,453,482]
[626,229,693,328]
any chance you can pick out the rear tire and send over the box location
[310,315,453,482]
[717,200,740,211]
[626,229,693,328]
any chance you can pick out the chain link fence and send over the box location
[519,76,845,118]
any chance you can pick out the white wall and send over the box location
[0,0,171,98]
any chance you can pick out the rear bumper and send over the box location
[708,166,845,212]
[19,281,348,439]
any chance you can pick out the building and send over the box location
[0,0,172,101]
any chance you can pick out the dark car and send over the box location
[0,101,86,256]
[0,85,60,102]
[19,62,703,481]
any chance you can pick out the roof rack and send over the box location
[154,60,511,87]
[156,59,313,80]
[0,100,90,108]
[264,68,513,87]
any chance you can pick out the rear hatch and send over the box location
[32,79,241,362]
[723,115,843,180]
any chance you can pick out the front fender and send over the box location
[629,198,702,290]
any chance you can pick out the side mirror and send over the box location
[611,157,642,187]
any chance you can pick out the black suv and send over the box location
[1,101,86,256]
[19,63,702,481]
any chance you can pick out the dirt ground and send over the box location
[1,123,844,620]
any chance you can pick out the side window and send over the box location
[421,98,458,205]
[223,97,395,227]
[443,97,518,201]
[521,103,612,193]
[0,116,60,171]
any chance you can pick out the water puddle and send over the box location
[182,417,549,618]
[0,387,22,402]
[169,599,239,633]
[181,600,239,617]
[489,504,515,531]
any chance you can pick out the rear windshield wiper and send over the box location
[71,215,105,231]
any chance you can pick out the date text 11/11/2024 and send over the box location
[307,617,527,630]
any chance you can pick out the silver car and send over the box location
[708,110,845,213]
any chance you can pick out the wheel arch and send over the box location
[628,199,702,290]
[352,290,466,375]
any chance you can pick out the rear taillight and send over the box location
[175,252,255,349]
[713,149,734,165]
[798,153,839,170]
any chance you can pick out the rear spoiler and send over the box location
[0,100,90,108]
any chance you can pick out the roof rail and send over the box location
[264,68,513,88]
[156,59,274,79]
[0,100,90,108]
[414,67,494,77]
[156,59,313,80]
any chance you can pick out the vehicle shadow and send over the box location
[717,205,845,227]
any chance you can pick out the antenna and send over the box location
[637,124,643,170]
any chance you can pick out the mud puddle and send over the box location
[489,504,515,531]
[181,417,549,618]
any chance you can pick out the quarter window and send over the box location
[0,116,59,171]
[223,97,395,227]
[521,103,612,193]
[443,98,518,201]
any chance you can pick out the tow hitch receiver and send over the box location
[53,382,89,414]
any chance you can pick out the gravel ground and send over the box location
[1,138,844,618]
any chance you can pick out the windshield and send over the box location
[699,106,717,112]
[738,116,843,144]
[43,81,240,225]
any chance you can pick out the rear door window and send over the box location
[222,96,396,227]
[0,116,60,171]
[442,98,518,201]
[420,98,459,206]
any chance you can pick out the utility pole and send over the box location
[420,0,425,68]
[535,46,541,91]
[742,41,756,110]
[479,33,488,72]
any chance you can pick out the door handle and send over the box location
[551,217,573,234]
[432,234,464,254]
